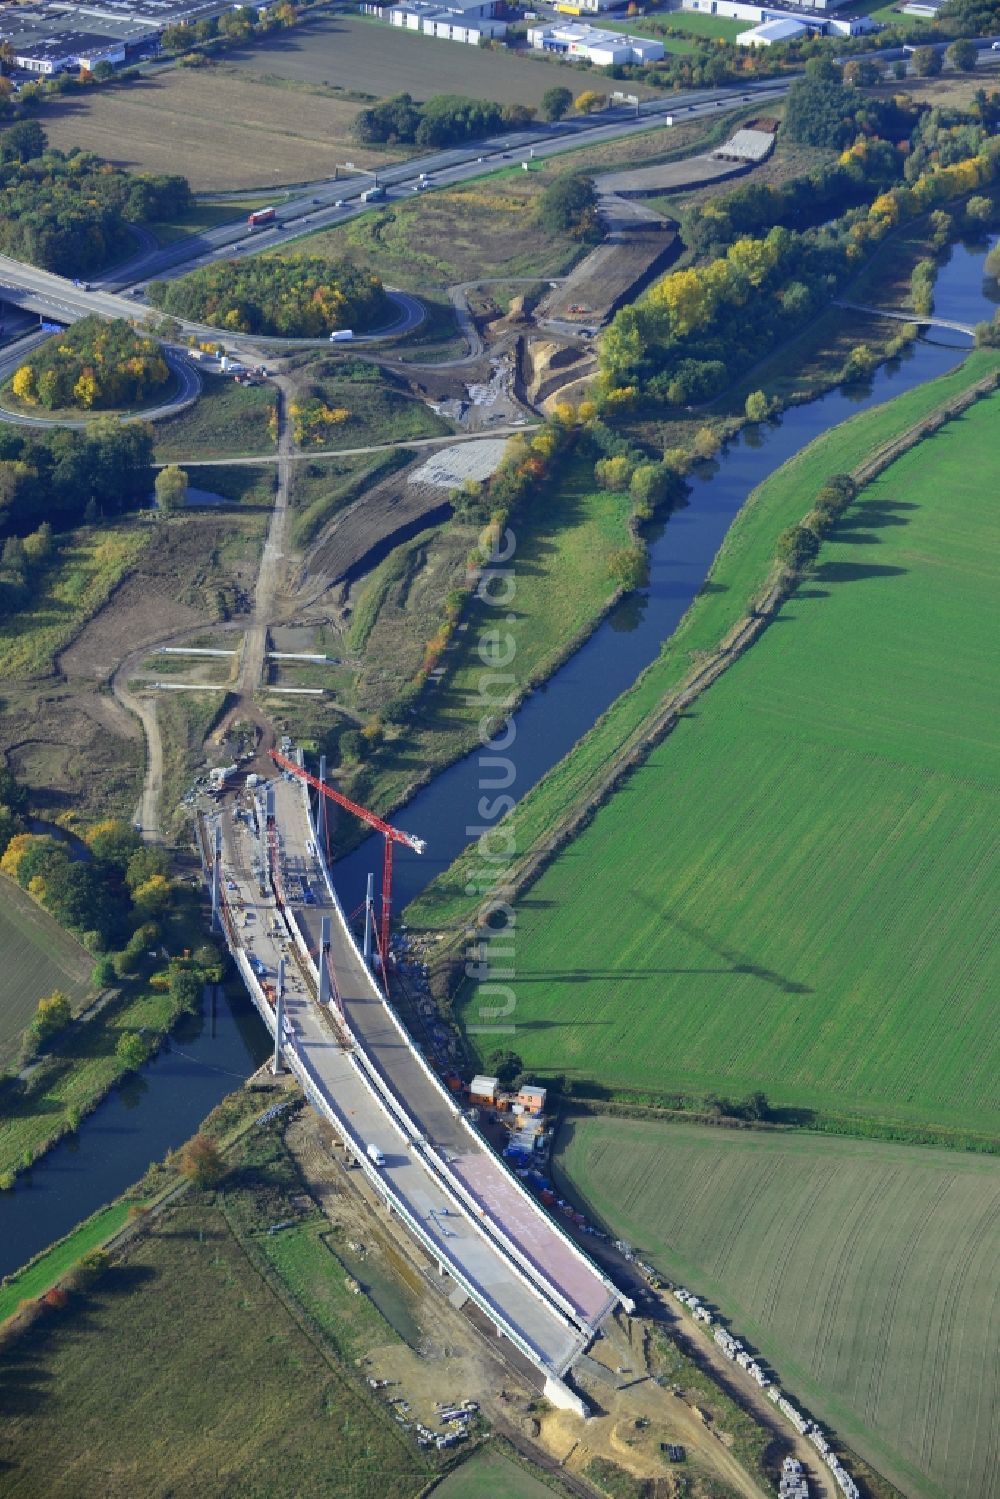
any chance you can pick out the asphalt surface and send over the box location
[214,783,619,1378]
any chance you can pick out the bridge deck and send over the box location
[273,777,619,1331]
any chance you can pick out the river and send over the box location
[0,235,994,1282]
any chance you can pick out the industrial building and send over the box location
[684,0,855,19]
[527,21,664,64]
[0,0,245,73]
[553,0,621,16]
[376,0,507,42]
[737,16,810,43]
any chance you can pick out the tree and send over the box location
[946,37,978,71]
[178,1132,225,1187]
[538,174,600,240]
[744,389,768,422]
[783,59,855,148]
[843,58,883,87]
[778,523,820,570]
[965,195,993,224]
[541,86,573,122]
[575,89,605,115]
[154,464,188,511]
[11,365,36,403]
[912,46,943,77]
[609,545,646,591]
[31,991,72,1044]
[487,1049,524,1090]
[115,1031,149,1072]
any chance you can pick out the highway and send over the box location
[0,75,793,364]
[208,767,624,1402]
[99,77,792,293]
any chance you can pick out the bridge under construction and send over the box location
[200,751,625,1410]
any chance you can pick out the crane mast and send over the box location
[268,748,425,971]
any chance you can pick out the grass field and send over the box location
[154,377,277,462]
[0,1201,432,1498]
[447,366,1000,1138]
[0,528,149,680]
[300,175,589,296]
[595,10,748,47]
[225,17,646,108]
[40,66,401,191]
[285,358,452,450]
[0,880,94,1068]
[412,350,1000,936]
[557,1116,1000,1499]
[431,1452,559,1498]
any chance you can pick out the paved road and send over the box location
[101,78,791,294]
[0,76,792,362]
[154,421,540,468]
[215,791,617,1380]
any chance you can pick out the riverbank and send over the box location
[409,346,1000,947]
[446,356,1000,1141]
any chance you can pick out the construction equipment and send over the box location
[268,749,426,971]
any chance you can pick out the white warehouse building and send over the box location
[737,16,809,43]
[527,22,664,64]
[381,0,506,42]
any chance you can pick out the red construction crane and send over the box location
[269,748,425,970]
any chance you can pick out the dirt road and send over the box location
[238,375,293,699]
[112,651,164,843]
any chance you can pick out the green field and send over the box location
[0,878,94,1066]
[412,350,1000,937]
[154,377,277,462]
[0,1202,432,1499]
[595,9,748,48]
[557,1116,1000,1499]
[454,377,1000,1138]
[431,1452,559,1498]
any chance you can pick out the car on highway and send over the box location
[366,1143,386,1167]
[312,197,322,204]
[334,199,344,207]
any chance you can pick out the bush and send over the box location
[178,1132,225,1187]
[115,1032,149,1072]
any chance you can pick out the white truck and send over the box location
[329,329,354,342]
[366,1143,386,1166]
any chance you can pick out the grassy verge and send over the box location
[0,1204,132,1323]
[0,527,150,680]
[146,198,273,246]
[410,349,1000,937]
[556,1116,1000,1499]
[448,370,1000,1138]
[154,377,277,461]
